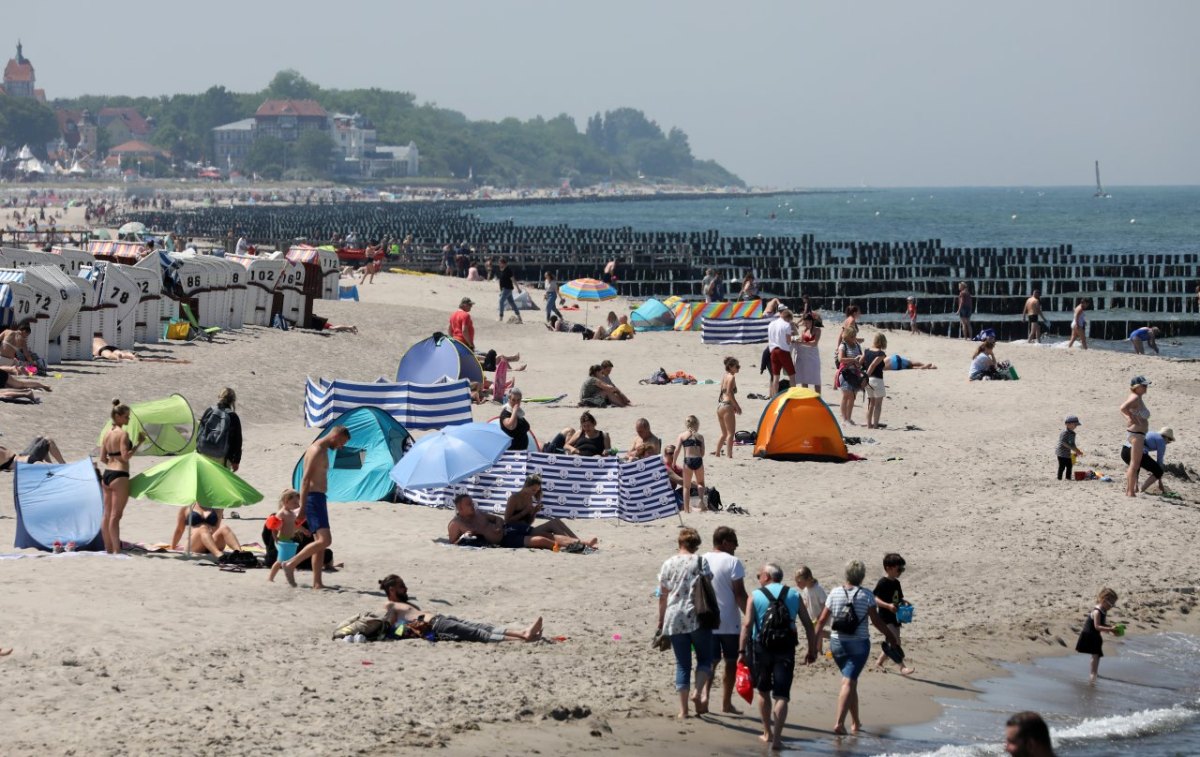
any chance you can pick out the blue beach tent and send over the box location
[630,298,674,331]
[395,333,484,385]
[13,459,105,551]
[292,407,414,502]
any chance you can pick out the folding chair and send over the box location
[179,303,221,342]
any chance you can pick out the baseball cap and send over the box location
[1160,427,1176,442]
[1130,375,1151,387]
[1064,415,1081,425]
[460,297,474,306]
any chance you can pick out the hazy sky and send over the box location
[11,1,1199,187]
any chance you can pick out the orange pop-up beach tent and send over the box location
[753,388,849,462]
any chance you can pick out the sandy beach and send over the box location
[2,265,1198,756]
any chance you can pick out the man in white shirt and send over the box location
[704,526,749,713]
[767,309,796,395]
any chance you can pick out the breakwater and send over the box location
[117,201,1200,340]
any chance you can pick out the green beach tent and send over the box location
[97,393,197,456]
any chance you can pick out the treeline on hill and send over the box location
[22,70,741,186]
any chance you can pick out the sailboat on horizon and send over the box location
[1093,160,1111,198]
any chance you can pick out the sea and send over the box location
[474,185,1200,255]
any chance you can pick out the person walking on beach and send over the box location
[738,563,817,751]
[449,297,476,349]
[1054,415,1084,481]
[795,566,828,655]
[100,399,141,554]
[280,425,350,589]
[956,282,973,340]
[905,297,919,334]
[813,559,901,735]
[714,357,742,458]
[671,416,706,513]
[872,553,915,675]
[1023,290,1043,343]
[836,327,864,425]
[497,258,522,323]
[197,388,242,471]
[767,309,796,395]
[1129,326,1160,355]
[1119,376,1152,497]
[704,527,749,714]
[656,527,714,719]
[543,272,562,323]
[1075,588,1119,684]
[1067,298,1089,350]
[1004,711,1056,756]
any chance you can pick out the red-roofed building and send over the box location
[98,107,154,144]
[2,41,36,98]
[109,140,170,160]
[254,99,329,142]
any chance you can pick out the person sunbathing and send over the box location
[173,504,245,558]
[1,365,52,393]
[886,355,937,370]
[502,474,599,551]
[447,493,505,547]
[0,436,66,470]
[605,315,635,340]
[92,337,139,361]
[380,574,543,643]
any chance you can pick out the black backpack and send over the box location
[196,406,232,459]
[706,487,723,512]
[831,587,864,634]
[757,586,798,653]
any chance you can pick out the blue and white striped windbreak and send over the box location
[399,451,679,523]
[305,377,473,430]
[701,316,771,345]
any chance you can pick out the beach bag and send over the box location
[758,586,798,653]
[838,364,864,391]
[196,406,232,459]
[332,611,390,642]
[831,587,864,634]
[641,367,669,386]
[164,320,191,340]
[691,557,721,630]
[735,658,754,703]
[706,487,723,512]
[734,430,757,445]
[651,630,671,652]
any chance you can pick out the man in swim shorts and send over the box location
[280,424,350,589]
[1023,290,1043,343]
[446,493,505,547]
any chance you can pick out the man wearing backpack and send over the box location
[196,388,242,472]
[738,563,817,752]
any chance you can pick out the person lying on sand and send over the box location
[886,355,937,370]
[447,493,505,547]
[380,574,543,643]
[1,366,52,393]
[502,474,599,552]
[0,436,66,470]
[93,337,139,361]
[0,647,11,657]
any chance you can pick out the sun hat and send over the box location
[1064,415,1081,425]
[1160,427,1175,442]
[1130,375,1151,387]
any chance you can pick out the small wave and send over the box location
[871,744,1000,757]
[1055,700,1200,743]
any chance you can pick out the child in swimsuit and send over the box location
[267,489,301,582]
[671,415,706,513]
[1075,587,1119,684]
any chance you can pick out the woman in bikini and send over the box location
[100,399,140,553]
[713,357,741,458]
[185,503,245,558]
[1119,376,1152,498]
[672,416,706,513]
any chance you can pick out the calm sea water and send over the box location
[475,186,1200,255]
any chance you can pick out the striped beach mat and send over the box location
[399,451,679,523]
[701,316,771,345]
[305,377,473,430]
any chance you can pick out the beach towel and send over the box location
[492,359,510,403]
[523,394,568,404]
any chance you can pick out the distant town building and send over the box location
[2,41,44,101]
[365,142,420,178]
[213,117,256,171]
[106,139,170,173]
[331,112,376,161]
[98,107,154,145]
[254,99,329,142]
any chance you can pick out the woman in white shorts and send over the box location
[862,334,889,429]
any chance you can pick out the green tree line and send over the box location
[19,70,742,186]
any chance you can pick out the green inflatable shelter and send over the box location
[96,393,198,456]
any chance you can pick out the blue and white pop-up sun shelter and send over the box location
[395,333,484,385]
[13,459,104,551]
[292,407,413,502]
[630,298,674,331]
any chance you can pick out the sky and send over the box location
[10,1,1199,187]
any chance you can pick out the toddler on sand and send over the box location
[1075,587,1119,684]
[1055,415,1084,481]
[267,489,300,583]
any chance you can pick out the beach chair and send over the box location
[180,302,221,342]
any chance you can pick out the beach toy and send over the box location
[276,540,299,563]
[611,633,622,641]
[897,604,915,624]
[1114,624,1126,637]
